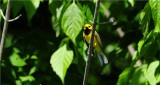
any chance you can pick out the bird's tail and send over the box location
[97,52,108,65]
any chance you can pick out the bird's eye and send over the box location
[88,26,91,27]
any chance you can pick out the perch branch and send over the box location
[0,0,11,60]
[83,0,100,85]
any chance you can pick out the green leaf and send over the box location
[157,34,160,50]
[83,5,93,22]
[29,66,37,75]
[19,75,35,82]
[137,30,158,58]
[50,44,73,84]
[52,16,61,37]
[145,61,160,85]
[50,3,64,37]
[149,0,160,25]
[4,34,14,48]
[117,67,132,85]
[2,0,8,3]
[78,40,87,61]
[140,3,151,37]
[48,0,62,15]
[13,47,21,53]
[24,0,40,20]
[128,0,135,7]
[56,5,64,20]
[62,2,84,44]
[149,0,160,38]
[11,1,24,17]
[131,64,148,85]
[0,1,7,22]
[30,55,38,59]
[156,74,160,84]
[9,53,27,67]
[131,51,140,66]
[154,24,160,34]
[138,39,145,54]
[15,80,22,85]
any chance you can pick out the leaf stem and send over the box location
[83,0,100,85]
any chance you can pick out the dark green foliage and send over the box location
[1,0,160,85]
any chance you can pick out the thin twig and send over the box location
[0,9,22,22]
[83,0,100,85]
[89,20,114,25]
[0,0,11,60]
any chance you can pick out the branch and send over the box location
[0,0,11,60]
[89,20,114,25]
[0,9,22,22]
[83,0,100,85]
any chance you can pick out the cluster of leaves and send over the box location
[1,0,160,85]
[117,0,160,85]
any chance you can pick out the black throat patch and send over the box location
[84,28,91,35]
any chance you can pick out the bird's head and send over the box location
[84,24,92,35]
[84,24,92,30]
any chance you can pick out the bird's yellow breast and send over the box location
[83,32,97,47]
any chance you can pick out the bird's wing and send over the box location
[83,32,85,38]
[94,31,103,49]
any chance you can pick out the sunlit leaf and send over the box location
[62,2,84,44]
[149,0,160,39]
[9,53,27,67]
[137,30,158,58]
[138,40,145,54]
[128,0,135,7]
[117,67,132,85]
[52,16,61,37]
[140,3,151,37]
[2,0,8,3]
[131,51,140,66]
[15,80,22,85]
[56,5,64,20]
[19,75,35,82]
[0,0,8,21]
[51,3,64,37]
[131,64,148,85]
[29,66,37,75]
[145,61,159,85]
[30,55,38,59]
[13,47,20,53]
[50,44,73,84]
[149,0,160,25]
[155,26,160,34]
[156,74,160,84]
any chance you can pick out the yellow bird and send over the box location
[83,24,108,65]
